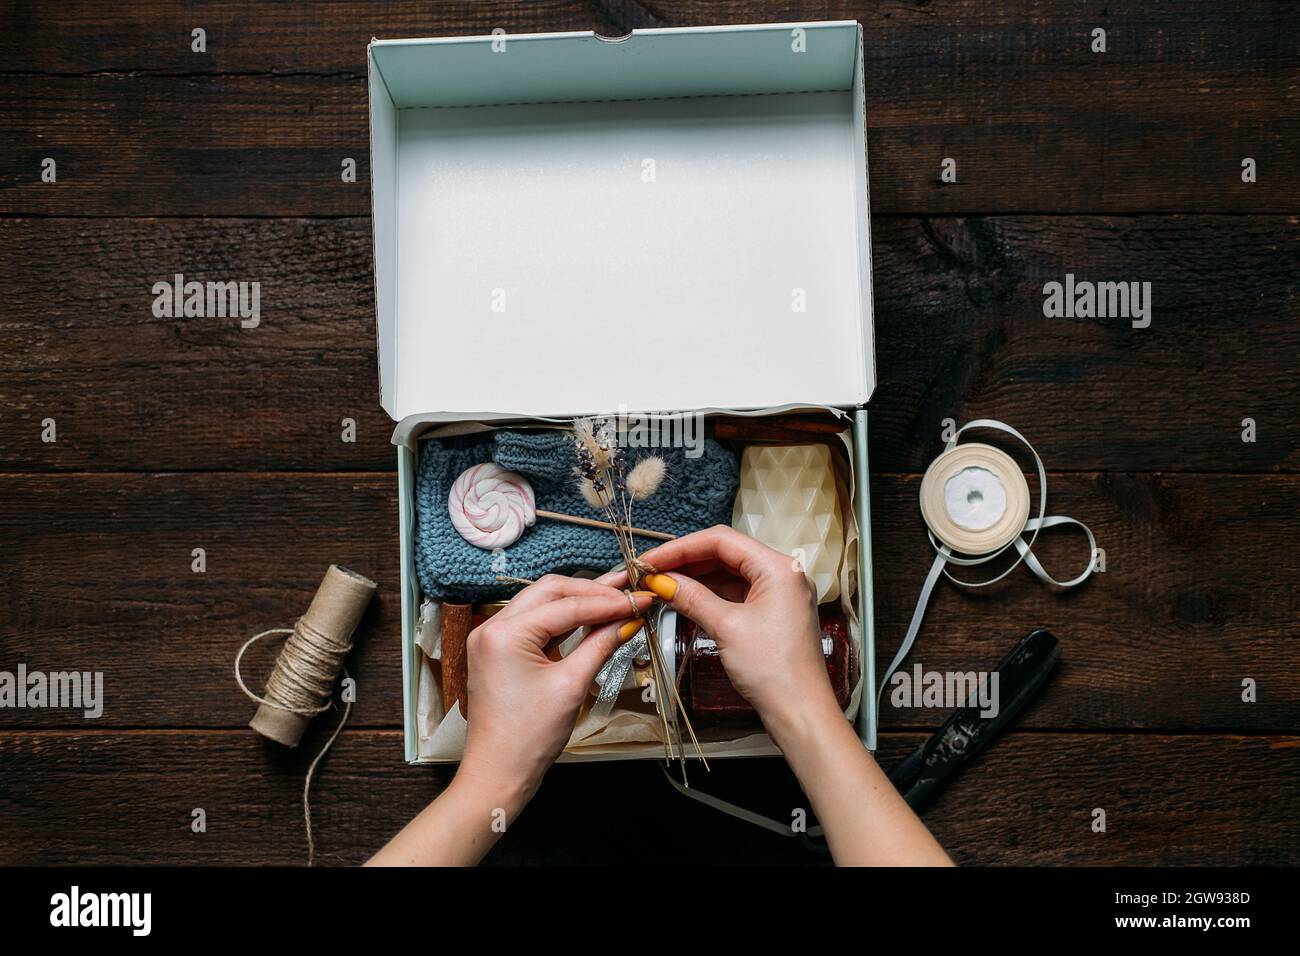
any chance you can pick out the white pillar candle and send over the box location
[731,444,844,602]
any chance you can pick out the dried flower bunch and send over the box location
[575,418,667,508]
[572,417,705,776]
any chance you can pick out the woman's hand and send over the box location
[630,525,840,743]
[618,524,951,866]
[367,575,650,866]
[458,575,653,812]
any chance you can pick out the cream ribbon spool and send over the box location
[876,419,1099,715]
[920,443,1029,556]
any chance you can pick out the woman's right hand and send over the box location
[631,525,843,740]
[607,524,953,866]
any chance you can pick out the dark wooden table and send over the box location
[1,2,1296,866]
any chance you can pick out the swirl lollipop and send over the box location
[449,463,537,549]
[448,463,677,551]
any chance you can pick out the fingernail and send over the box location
[642,573,677,601]
[618,618,645,641]
[630,590,656,600]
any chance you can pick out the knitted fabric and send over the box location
[415,430,739,601]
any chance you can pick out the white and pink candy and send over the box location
[448,463,537,550]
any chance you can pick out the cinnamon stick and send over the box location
[712,413,845,443]
[439,602,474,719]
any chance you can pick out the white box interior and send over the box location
[370,22,875,421]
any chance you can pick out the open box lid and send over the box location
[368,21,875,424]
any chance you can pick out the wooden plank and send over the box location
[10,0,1297,77]
[2,216,1294,473]
[0,0,615,73]
[2,74,366,217]
[0,217,393,472]
[1,2,1296,215]
[2,472,1295,732]
[868,215,1300,474]
[0,473,403,728]
[0,729,1295,865]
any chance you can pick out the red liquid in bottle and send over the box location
[676,609,854,726]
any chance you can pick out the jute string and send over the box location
[234,622,352,867]
[236,619,352,719]
[495,556,658,592]
[233,565,375,866]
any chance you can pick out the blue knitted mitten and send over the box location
[415,429,739,601]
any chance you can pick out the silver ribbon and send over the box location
[593,631,649,717]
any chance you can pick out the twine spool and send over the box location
[237,565,376,746]
[234,564,376,865]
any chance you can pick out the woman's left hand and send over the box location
[456,575,653,816]
[369,574,651,866]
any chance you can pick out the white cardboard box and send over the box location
[367,20,879,763]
